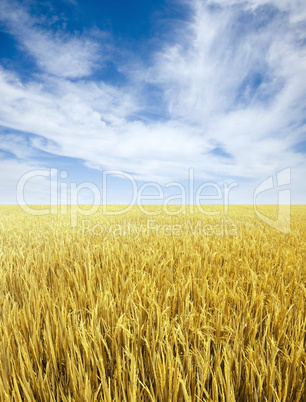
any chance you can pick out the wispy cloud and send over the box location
[0,157,50,204]
[0,0,305,202]
[0,131,35,159]
[0,0,102,78]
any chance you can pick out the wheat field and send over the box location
[0,205,305,401]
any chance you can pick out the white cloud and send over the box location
[211,0,306,23]
[0,158,51,204]
[0,0,101,78]
[25,33,100,78]
[0,0,305,202]
[0,132,34,159]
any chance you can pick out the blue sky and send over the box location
[0,0,305,204]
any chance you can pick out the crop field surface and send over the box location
[0,205,305,401]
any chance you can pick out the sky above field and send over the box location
[0,0,305,205]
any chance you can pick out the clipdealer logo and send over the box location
[16,167,292,234]
[16,168,238,227]
[253,168,291,234]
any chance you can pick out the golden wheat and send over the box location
[0,205,305,401]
